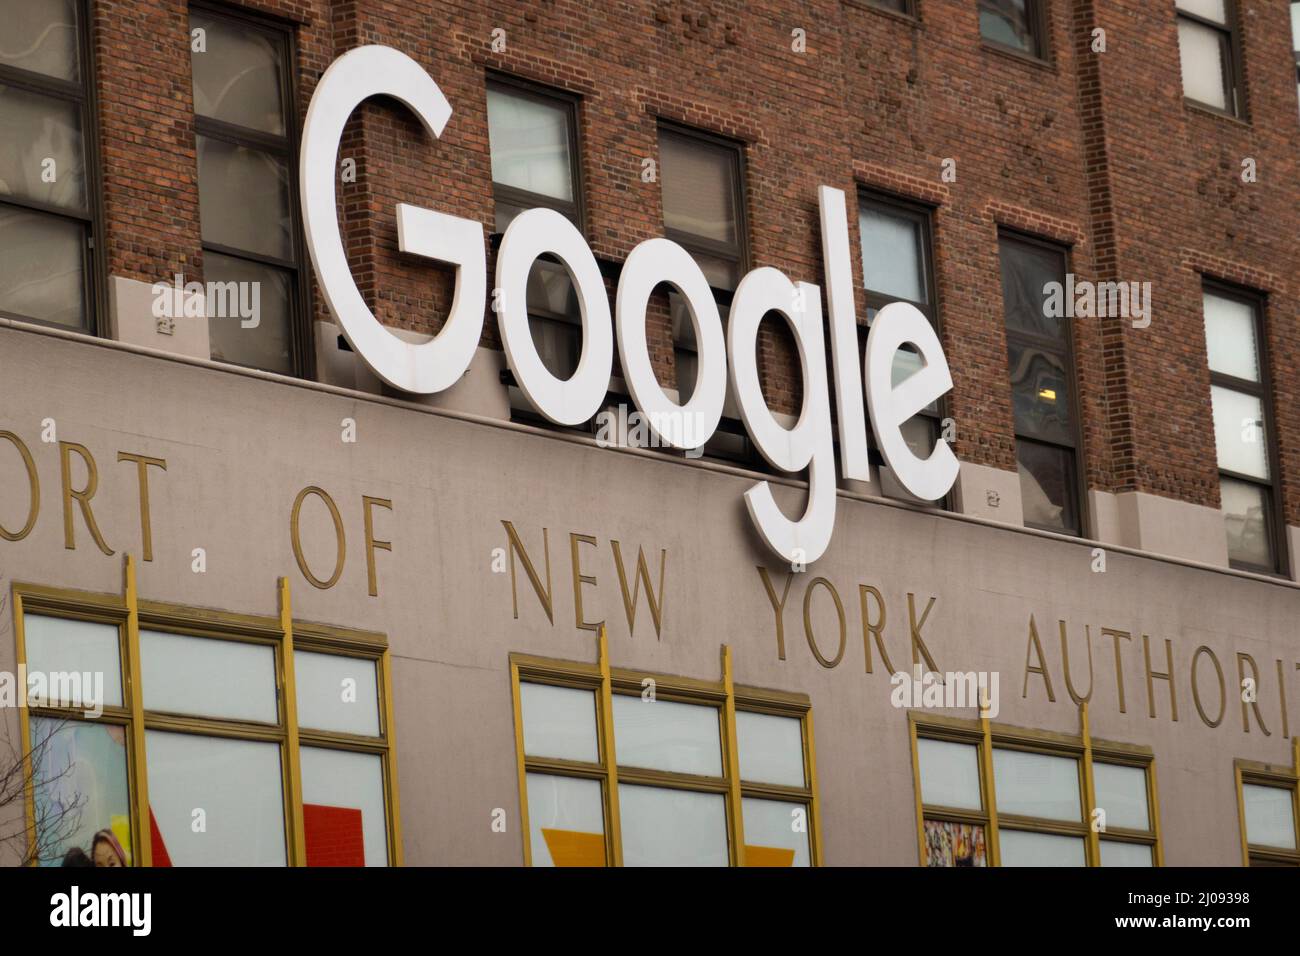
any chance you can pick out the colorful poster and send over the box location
[29,718,133,867]
[923,819,987,867]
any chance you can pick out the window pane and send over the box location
[1101,840,1153,867]
[1178,19,1229,111]
[196,135,292,261]
[519,683,598,763]
[190,12,285,135]
[742,798,811,866]
[660,130,738,245]
[993,749,1081,821]
[1203,292,1260,382]
[1016,439,1077,532]
[859,206,925,303]
[0,84,86,211]
[612,695,722,776]
[619,784,728,866]
[1211,386,1268,479]
[295,651,381,737]
[0,0,79,81]
[1093,763,1149,831]
[923,819,988,867]
[204,251,293,374]
[869,0,909,11]
[145,730,286,865]
[735,711,804,787]
[917,738,982,811]
[1000,829,1087,866]
[999,239,1066,341]
[23,615,122,709]
[1176,0,1227,24]
[525,773,605,866]
[1244,783,1297,849]
[141,630,277,723]
[0,207,84,327]
[899,414,938,461]
[1008,342,1074,445]
[1222,478,1274,569]
[301,747,388,866]
[29,718,133,866]
[1292,2,1300,51]
[979,0,1037,54]
[486,87,574,202]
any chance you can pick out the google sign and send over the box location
[300,47,959,566]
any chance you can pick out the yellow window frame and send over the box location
[1234,741,1300,867]
[13,555,402,866]
[510,627,822,866]
[909,703,1162,867]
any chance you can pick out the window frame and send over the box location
[0,0,106,335]
[1235,758,1300,866]
[510,636,821,866]
[1293,2,1300,118]
[977,0,1051,63]
[656,121,755,466]
[1202,280,1286,576]
[856,190,949,507]
[1175,0,1245,118]
[997,229,1088,537]
[910,713,1162,867]
[190,0,313,378]
[13,563,402,867]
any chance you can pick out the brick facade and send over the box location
[83,0,1300,524]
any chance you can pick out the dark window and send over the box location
[486,77,586,398]
[978,0,1047,60]
[864,0,915,16]
[857,193,946,506]
[0,0,99,332]
[998,234,1084,535]
[1175,0,1243,117]
[1201,285,1284,574]
[658,124,751,464]
[191,4,306,376]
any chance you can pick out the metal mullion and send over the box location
[142,711,286,743]
[739,782,812,803]
[996,815,1091,839]
[297,730,387,754]
[614,766,729,794]
[1209,369,1265,397]
[194,116,290,157]
[202,240,298,274]
[664,228,742,267]
[522,756,606,779]
[493,184,578,222]
[0,63,85,103]
[0,194,91,224]
[919,806,990,828]
[1218,466,1271,487]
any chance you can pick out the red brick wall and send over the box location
[87,0,1300,524]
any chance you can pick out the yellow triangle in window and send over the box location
[541,828,606,867]
[745,844,796,867]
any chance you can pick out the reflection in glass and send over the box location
[0,0,79,80]
[1016,439,1077,532]
[29,718,133,866]
[1210,386,1268,480]
[979,0,1036,54]
[999,239,1065,341]
[196,135,292,261]
[0,207,84,327]
[190,12,285,135]
[859,207,925,304]
[1203,292,1260,382]
[204,251,293,374]
[487,87,574,201]
[0,84,86,211]
[1177,19,1229,111]
[1008,342,1073,445]
[1221,478,1273,569]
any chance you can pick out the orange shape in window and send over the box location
[745,844,796,867]
[541,828,605,867]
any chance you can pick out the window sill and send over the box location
[979,40,1055,73]
[1183,98,1251,129]
[840,0,920,29]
